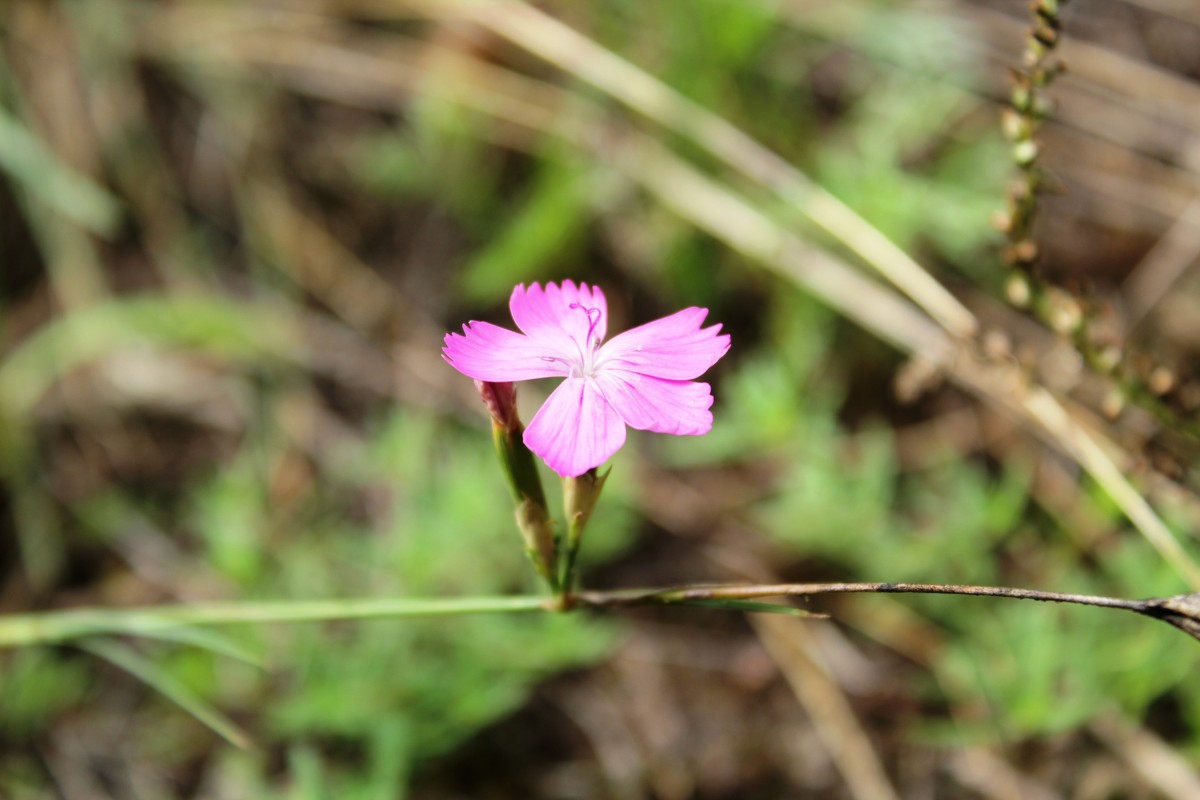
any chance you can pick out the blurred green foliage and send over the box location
[741,294,1198,740]
[1,400,613,797]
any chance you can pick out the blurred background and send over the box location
[3,0,1200,797]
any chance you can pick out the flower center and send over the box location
[537,303,605,378]
[567,302,603,378]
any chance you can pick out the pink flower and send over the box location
[443,281,731,477]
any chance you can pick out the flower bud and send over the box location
[475,380,518,432]
[475,380,558,591]
[515,496,558,587]
[1149,366,1176,396]
[563,469,608,540]
[1006,274,1032,308]
[1045,288,1082,335]
[1012,139,1040,166]
[559,468,609,589]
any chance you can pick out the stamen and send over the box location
[566,301,603,377]
[568,302,603,342]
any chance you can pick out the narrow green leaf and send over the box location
[0,107,122,236]
[79,638,254,750]
[125,626,265,668]
[0,595,550,648]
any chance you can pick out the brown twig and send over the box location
[573,582,1200,643]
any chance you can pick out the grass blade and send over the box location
[80,638,254,750]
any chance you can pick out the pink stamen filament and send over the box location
[567,302,604,377]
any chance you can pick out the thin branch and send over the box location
[1,582,1197,650]
[574,582,1200,643]
[576,581,1143,610]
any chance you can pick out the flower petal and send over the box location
[442,322,570,381]
[510,281,608,353]
[598,307,730,380]
[524,377,626,477]
[596,371,714,435]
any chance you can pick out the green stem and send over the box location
[0,595,550,649]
